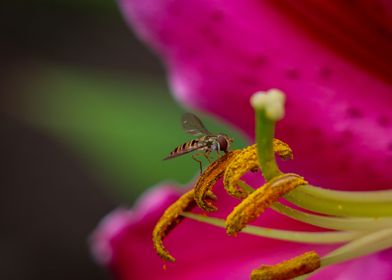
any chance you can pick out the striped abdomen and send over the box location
[164,139,205,160]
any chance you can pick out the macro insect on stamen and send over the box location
[153,89,392,280]
[163,112,234,173]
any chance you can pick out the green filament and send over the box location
[272,202,392,231]
[182,212,363,244]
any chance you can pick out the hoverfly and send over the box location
[164,112,234,173]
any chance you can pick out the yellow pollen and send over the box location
[152,189,216,262]
[272,139,294,160]
[224,144,259,199]
[194,151,241,212]
[250,251,321,280]
[224,140,293,199]
[226,173,307,236]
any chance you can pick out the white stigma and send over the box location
[250,89,286,121]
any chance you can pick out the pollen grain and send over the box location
[194,150,240,211]
[226,173,307,236]
[152,189,215,262]
[224,140,293,200]
[272,139,293,160]
[224,144,259,199]
[250,251,320,280]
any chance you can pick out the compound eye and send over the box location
[217,135,228,151]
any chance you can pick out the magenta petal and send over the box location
[90,185,181,266]
[313,253,392,280]
[121,0,392,190]
[97,1,392,279]
[91,183,392,279]
[89,183,327,279]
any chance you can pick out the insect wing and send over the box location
[181,112,212,136]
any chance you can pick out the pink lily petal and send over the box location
[120,0,392,191]
[314,253,392,280]
[91,182,392,279]
[91,1,392,279]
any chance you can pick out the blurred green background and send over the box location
[0,1,245,280]
[13,66,246,199]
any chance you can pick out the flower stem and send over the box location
[182,212,364,244]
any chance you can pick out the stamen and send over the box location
[224,140,293,199]
[293,184,392,203]
[272,202,392,231]
[298,228,392,279]
[226,173,307,236]
[250,90,392,217]
[222,177,392,231]
[272,139,294,160]
[152,189,216,262]
[224,145,259,199]
[250,251,320,280]
[194,150,240,212]
[321,227,392,267]
[152,88,392,278]
[285,189,392,217]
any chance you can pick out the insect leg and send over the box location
[203,151,212,163]
[192,153,204,174]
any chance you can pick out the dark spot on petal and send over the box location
[332,141,341,149]
[200,26,221,47]
[319,67,332,80]
[346,107,363,119]
[387,142,392,152]
[209,36,221,46]
[285,69,300,80]
[337,161,350,173]
[210,10,224,22]
[377,115,390,127]
[308,127,322,137]
[249,55,268,69]
[375,24,390,37]
[342,129,354,140]
[238,76,259,86]
[183,47,198,58]
[334,130,354,148]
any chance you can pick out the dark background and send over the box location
[0,1,245,279]
[1,1,161,279]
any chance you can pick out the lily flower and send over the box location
[91,90,392,279]
[91,1,392,279]
[151,89,392,279]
